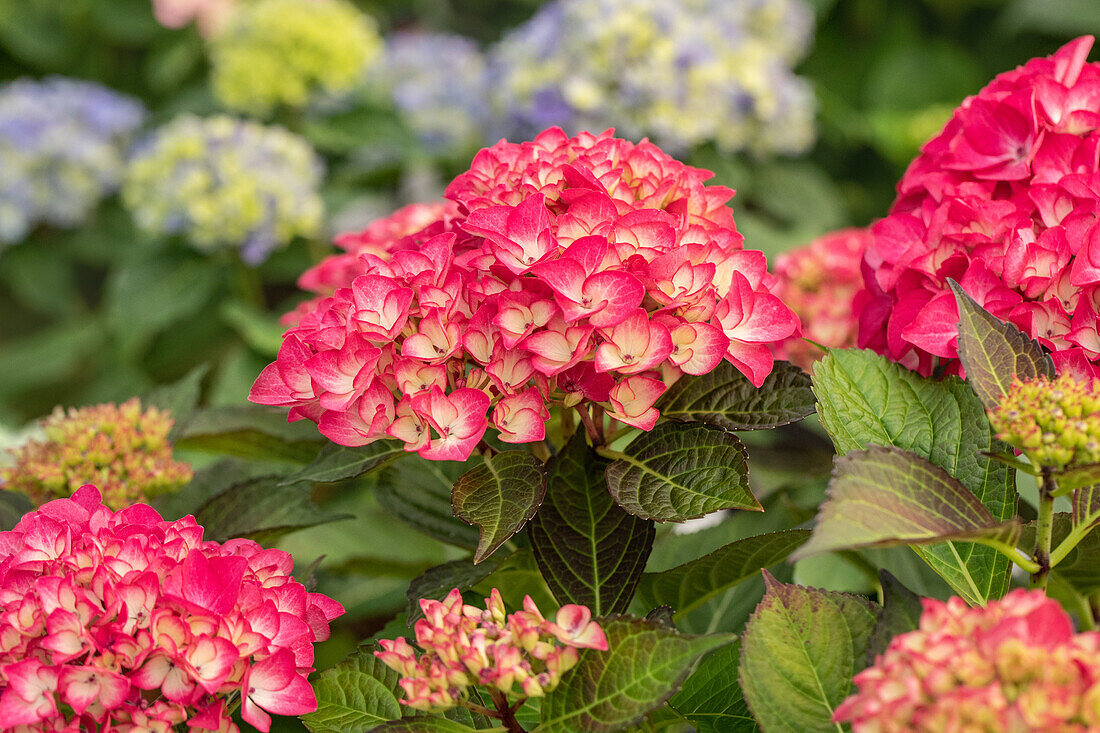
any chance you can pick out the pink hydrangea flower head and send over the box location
[772,228,871,370]
[835,589,1100,732]
[375,588,606,712]
[253,128,800,458]
[0,486,343,732]
[859,36,1100,377]
[1,398,192,509]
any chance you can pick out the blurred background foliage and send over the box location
[0,2,1098,728]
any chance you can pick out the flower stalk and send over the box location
[1031,467,1057,590]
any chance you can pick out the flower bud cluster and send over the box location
[0,485,344,732]
[252,127,800,460]
[487,0,816,155]
[859,36,1100,378]
[211,0,381,116]
[989,373,1100,469]
[772,228,871,369]
[123,114,324,264]
[835,589,1100,732]
[376,589,607,711]
[0,77,145,244]
[0,398,192,509]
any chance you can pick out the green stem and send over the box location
[976,538,1042,574]
[575,405,601,445]
[1030,468,1057,590]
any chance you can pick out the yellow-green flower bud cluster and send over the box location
[211,0,381,116]
[988,373,1100,470]
[123,114,323,264]
[0,398,192,509]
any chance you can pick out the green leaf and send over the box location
[0,490,32,531]
[739,573,877,733]
[812,348,1017,604]
[173,405,324,463]
[792,446,1020,562]
[948,278,1055,411]
[670,641,758,733]
[452,451,547,563]
[0,317,106,397]
[528,432,654,616]
[194,476,349,542]
[604,423,757,522]
[370,718,485,733]
[655,361,815,430]
[376,458,479,550]
[1054,463,1100,494]
[283,441,404,485]
[153,458,290,520]
[1074,485,1100,535]
[636,530,811,621]
[535,618,736,733]
[301,643,404,733]
[142,364,209,438]
[475,548,558,614]
[866,571,923,663]
[405,557,503,625]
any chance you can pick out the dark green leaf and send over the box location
[195,476,349,542]
[656,361,815,430]
[370,718,480,733]
[452,451,547,563]
[405,557,503,625]
[636,530,811,621]
[670,642,758,733]
[376,458,479,550]
[739,573,877,733]
[948,278,1055,411]
[866,571,924,663]
[152,458,290,520]
[174,405,324,463]
[528,432,654,616]
[0,318,106,397]
[0,490,32,531]
[793,446,1020,562]
[142,364,209,439]
[283,441,404,485]
[604,423,757,522]
[535,618,735,733]
[301,643,404,733]
[1054,463,1100,494]
[812,348,1017,604]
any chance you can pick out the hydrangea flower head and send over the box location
[252,128,800,459]
[835,589,1100,732]
[0,77,145,244]
[859,36,1100,378]
[150,0,238,37]
[0,485,343,731]
[772,228,871,369]
[487,0,816,154]
[0,398,192,509]
[376,588,606,711]
[989,372,1100,469]
[123,114,324,264]
[211,0,381,116]
[374,32,490,154]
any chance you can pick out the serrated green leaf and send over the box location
[866,571,923,663]
[656,360,815,430]
[812,348,1016,604]
[142,364,209,439]
[535,618,735,733]
[948,278,1055,411]
[739,573,877,733]
[301,643,404,733]
[793,446,1020,562]
[670,641,758,733]
[528,432,654,616]
[636,530,811,620]
[0,490,32,531]
[370,718,488,732]
[453,451,547,563]
[604,423,757,522]
[194,476,349,542]
[283,441,404,485]
[376,458,479,550]
[405,557,503,625]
